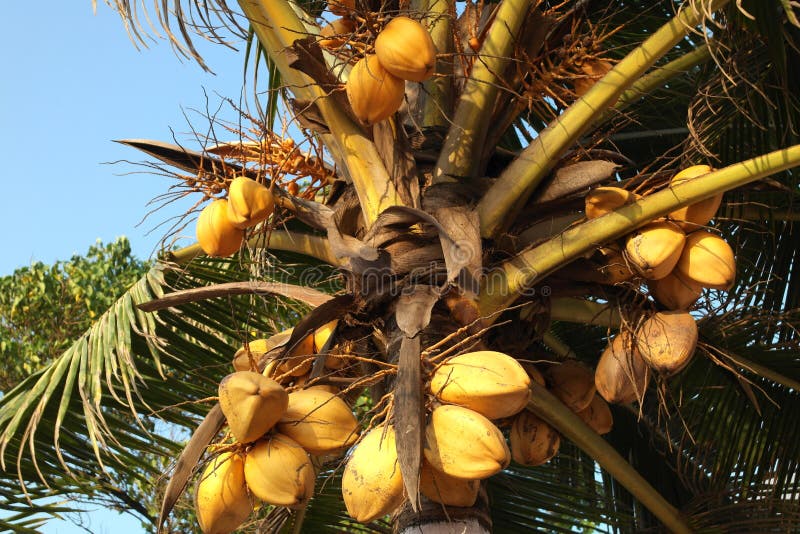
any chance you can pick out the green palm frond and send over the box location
[0,250,331,521]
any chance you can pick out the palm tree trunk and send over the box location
[393,488,492,534]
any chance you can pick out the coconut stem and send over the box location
[434,0,534,182]
[550,298,622,329]
[165,230,339,266]
[477,0,730,237]
[413,0,454,128]
[526,383,692,534]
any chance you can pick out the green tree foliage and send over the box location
[0,237,148,391]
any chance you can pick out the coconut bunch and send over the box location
[196,328,362,534]
[342,15,436,125]
[196,176,275,257]
[583,165,737,312]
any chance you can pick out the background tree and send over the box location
[1,0,800,532]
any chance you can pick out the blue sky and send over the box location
[0,2,251,277]
[0,2,257,531]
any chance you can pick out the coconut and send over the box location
[342,425,405,523]
[196,199,244,257]
[576,394,613,435]
[675,230,736,290]
[625,221,686,280]
[668,165,722,231]
[277,388,359,455]
[429,351,531,420]
[277,333,315,377]
[594,333,650,404]
[635,311,698,377]
[509,410,561,466]
[226,176,274,230]
[424,405,510,480]
[374,17,436,82]
[244,434,315,507]
[346,54,405,125]
[648,270,703,310]
[218,372,288,444]
[584,186,637,219]
[547,360,596,412]
[419,460,480,507]
[596,245,636,284]
[319,18,356,49]
[195,452,251,534]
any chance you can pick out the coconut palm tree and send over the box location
[1,0,800,532]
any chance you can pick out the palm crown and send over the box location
[1,0,799,532]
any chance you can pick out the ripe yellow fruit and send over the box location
[195,452,252,534]
[342,425,405,523]
[277,334,315,377]
[244,434,315,507]
[277,388,359,455]
[675,230,736,290]
[232,335,288,372]
[584,187,637,219]
[419,460,479,507]
[319,18,356,49]
[547,360,596,412]
[424,405,510,480]
[625,221,686,280]
[594,333,650,405]
[226,176,275,230]
[218,371,288,444]
[509,410,560,466]
[668,165,722,231]
[374,17,436,82]
[197,199,244,257]
[346,54,405,125]
[429,351,531,420]
[636,311,698,377]
[648,270,703,310]
[576,394,613,435]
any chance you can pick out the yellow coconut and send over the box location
[594,333,650,405]
[668,165,722,231]
[226,176,274,230]
[675,230,736,290]
[197,199,244,257]
[319,18,356,49]
[277,388,359,455]
[424,405,510,480]
[374,16,436,82]
[635,311,698,377]
[625,221,686,280]
[243,434,315,507]
[233,334,289,372]
[419,460,479,507]
[277,334,315,377]
[576,394,613,435]
[509,410,561,466]
[584,186,637,219]
[429,351,531,420]
[218,371,289,444]
[346,54,405,125]
[648,270,703,311]
[195,452,252,534]
[547,360,596,412]
[596,245,636,284]
[342,425,405,523]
